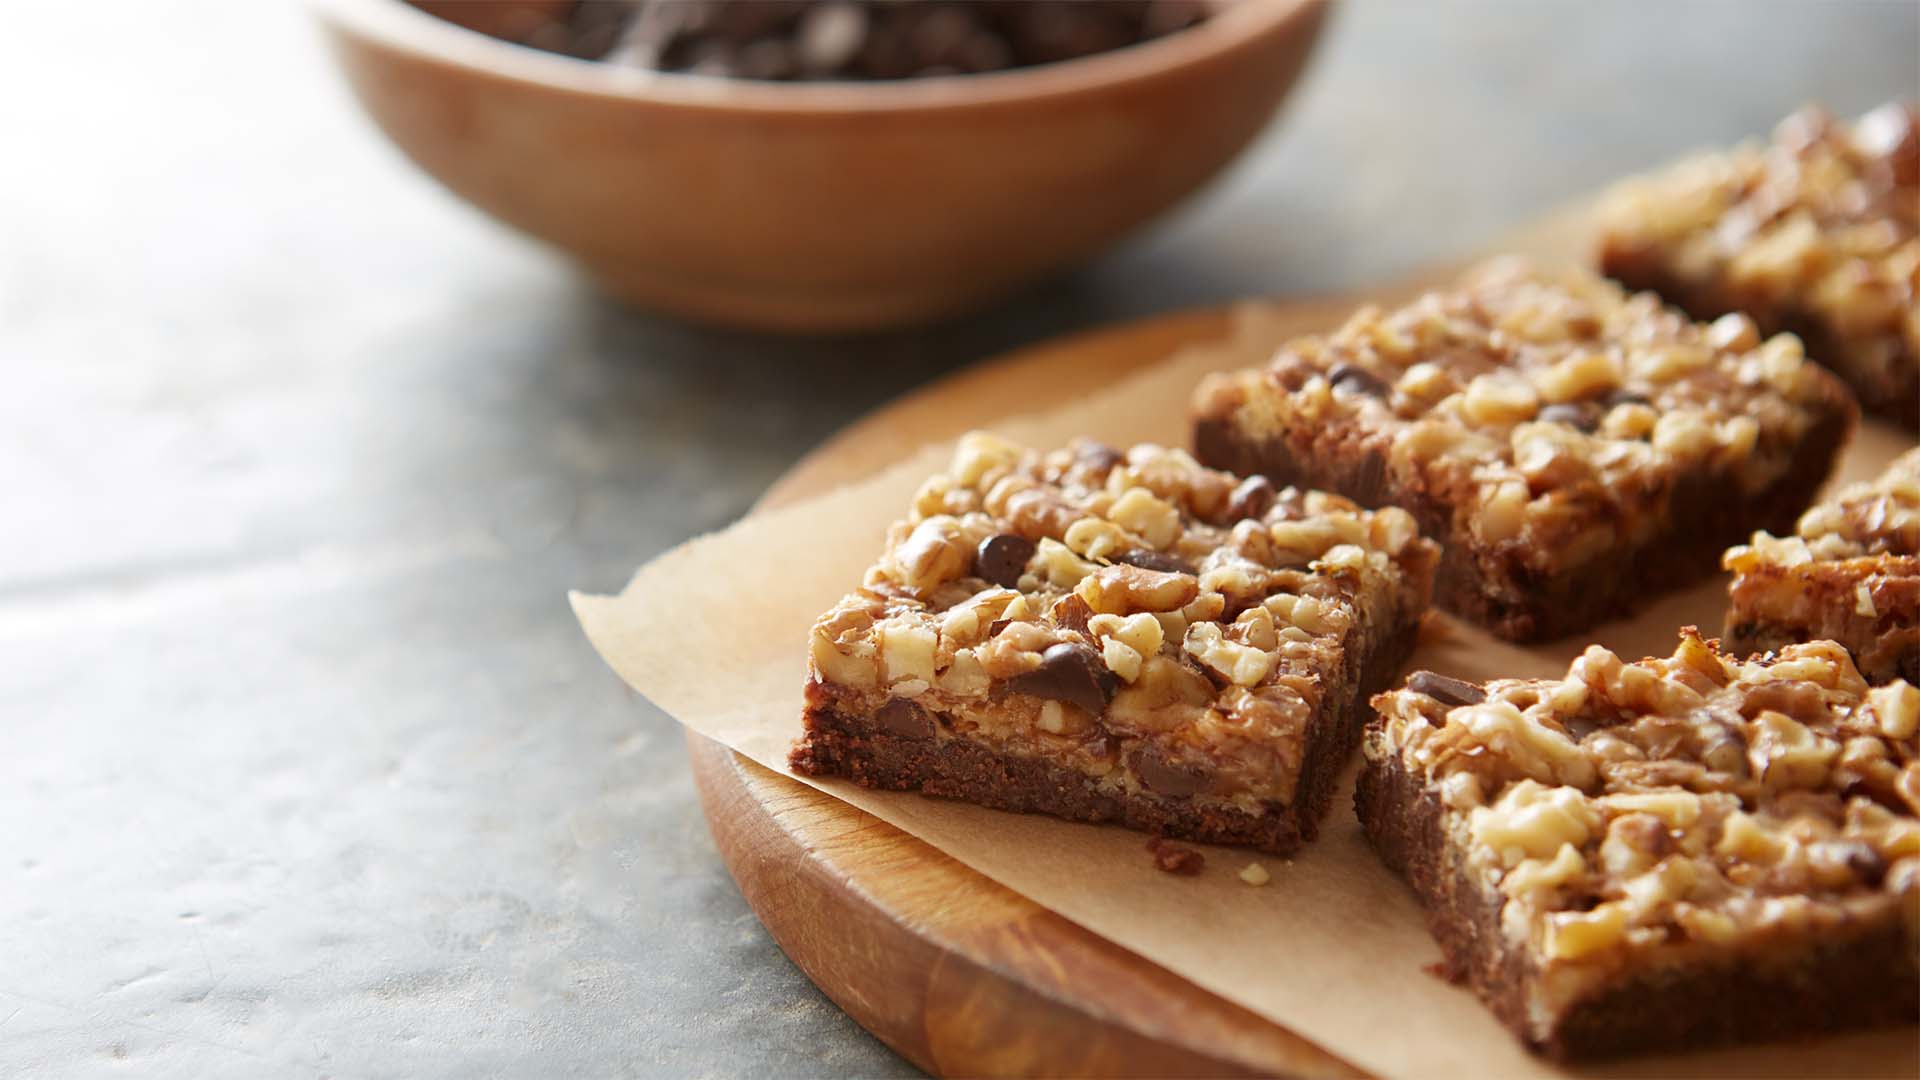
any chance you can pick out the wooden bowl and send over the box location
[314,0,1332,333]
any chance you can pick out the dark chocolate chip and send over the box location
[974,533,1036,588]
[1130,745,1212,797]
[1537,402,1601,433]
[1114,547,1195,575]
[1074,440,1125,475]
[702,0,805,41]
[1405,670,1487,708]
[875,697,934,739]
[1224,475,1276,522]
[952,30,1012,72]
[855,16,917,78]
[1844,844,1889,887]
[1010,2,1133,65]
[906,4,979,67]
[987,617,1013,639]
[1007,642,1118,715]
[1327,362,1389,398]
[526,0,1208,82]
[734,38,797,80]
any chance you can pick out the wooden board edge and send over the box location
[688,730,1363,1078]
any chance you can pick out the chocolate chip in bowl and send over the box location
[315,0,1330,332]
[512,2,1214,81]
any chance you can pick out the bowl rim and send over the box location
[312,0,1324,114]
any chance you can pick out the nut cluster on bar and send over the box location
[1598,103,1920,428]
[1361,630,1919,1058]
[1725,448,1920,684]
[1192,258,1856,640]
[793,433,1436,852]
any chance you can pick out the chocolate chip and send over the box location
[1010,2,1133,65]
[1844,844,1889,887]
[906,4,979,68]
[1007,642,1118,715]
[1404,670,1486,708]
[1114,548,1195,575]
[855,15,917,78]
[734,38,798,80]
[1074,440,1125,475]
[518,1,1210,82]
[952,30,1012,73]
[1224,475,1276,522]
[974,533,1036,588]
[1327,362,1389,398]
[703,1,805,41]
[875,697,934,739]
[986,617,1013,639]
[1538,402,1601,433]
[1130,745,1212,797]
[1146,837,1205,876]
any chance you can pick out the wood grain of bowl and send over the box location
[315,0,1332,333]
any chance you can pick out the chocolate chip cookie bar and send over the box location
[1724,448,1920,684]
[1192,258,1857,642]
[791,434,1439,853]
[1358,631,1920,1060]
[1598,103,1920,429]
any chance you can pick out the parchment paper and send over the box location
[573,306,1918,1079]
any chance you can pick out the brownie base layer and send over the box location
[1195,399,1855,642]
[791,613,1422,856]
[1604,249,1920,431]
[1355,750,1920,1060]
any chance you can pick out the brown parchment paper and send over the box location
[572,305,1918,1079]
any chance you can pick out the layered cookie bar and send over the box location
[1359,632,1920,1060]
[1193,258,1857,642]
[1598,103,1920,429]
[791,434,1439,853]
[1724,448,1920,684]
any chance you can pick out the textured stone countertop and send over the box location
[3,2,1914,1076]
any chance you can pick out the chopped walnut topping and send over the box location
[1367,630,1920,977]
[1724,448,1920,684]
[1191,258,1853,613]
[806,433,1440,811]
[1596,103,1919,425]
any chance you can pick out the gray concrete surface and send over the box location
[3,1,1914,1076]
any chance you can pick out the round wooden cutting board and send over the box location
[688,213,1595,1078]
[688,304,1370,1079]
